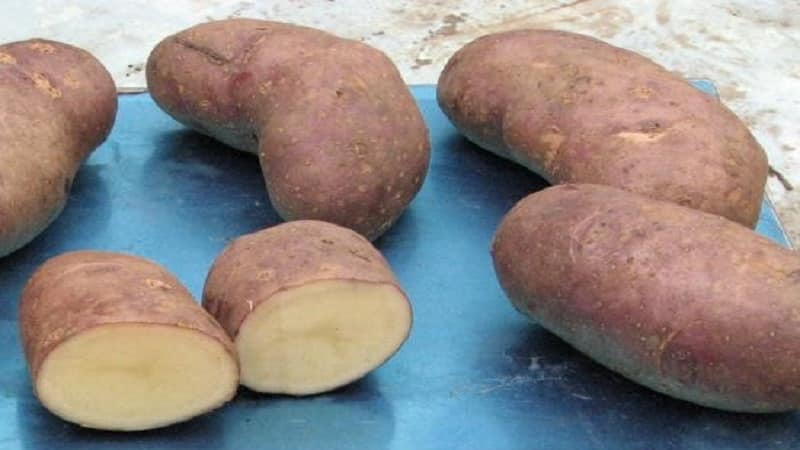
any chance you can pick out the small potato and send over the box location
[19,252,239,431]
[438,29,767,227]
[0,40,117,256]
[203,220,412,395]
[492,184,800,413]
[146,19,430,240]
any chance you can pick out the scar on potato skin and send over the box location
[173,36,230,65]
[31,72,62,99]
[0,52,16,64]
[656,327,682,376]
[616,131,667,143]
[63,72,81,88]
[631,86,654,99]
[29,42,56,54]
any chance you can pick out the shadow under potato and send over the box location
[233,375,396,450]
[499,323,800,449]
[144,129,280,235]
[17,393,228,450]
[431,134,549,230]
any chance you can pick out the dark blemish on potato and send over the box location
[257,269,275,281]
[321,239,334,245]
[349,249,371,262]
[63,177,72,195]
[232,71,252,84]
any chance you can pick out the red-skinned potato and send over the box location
[492,184,800,413]
[0,40,116,256]
[438,29,767,227]
[19,251,239,431]
[146,19,430,240]
[203,220,412,395]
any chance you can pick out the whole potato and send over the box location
[438,29,767,227]
[0,40,116,257]
[146,19,430,240]
[492,184,800,413]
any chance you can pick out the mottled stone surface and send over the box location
[2,0,798,242]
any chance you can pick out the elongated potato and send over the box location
[203,220,412,395]
[19,251,239,431]
[0,39,116,257]
[492,184,800,413]
[146,19,430,240]
[438,29,767,227]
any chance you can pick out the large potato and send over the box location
[0,40,116,256]
[203,220,412,395]
[146,19,430,240]
[438,29,767,227]
[492,184,800,413]
[19,251,239,431]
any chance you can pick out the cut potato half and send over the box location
[203,221,414,396]
[237,280,411,395]
[20,251,240,431]
[36,323,239,431]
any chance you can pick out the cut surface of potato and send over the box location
[36,323,238,431]
[237,280,411,395]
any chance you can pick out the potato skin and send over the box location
[438,29,767,227]
[146,19,430,240]
[0,40,117,256]
[19,251,236,385]
[492,184,800,412]
[203,220,407,338]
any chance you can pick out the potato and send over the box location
[203,220,412,395]
[438,29,767,227]
[146,19,430,240]
[0,40,116,257]
[492,184,800,412]
[19,251,239,431]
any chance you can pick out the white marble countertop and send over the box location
[2,0,798,242]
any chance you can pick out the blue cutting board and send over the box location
[0,83,794,450]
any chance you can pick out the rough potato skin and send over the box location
[146,19,430,240]
[0,40,117,256]
[438,29,767,227]
[203,220,408,338]
[492,184,800,412]
[19,251,236,384]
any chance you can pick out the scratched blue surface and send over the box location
[0,84,794,450]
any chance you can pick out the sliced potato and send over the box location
[204,220,412,395]
[19,251,238,431]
